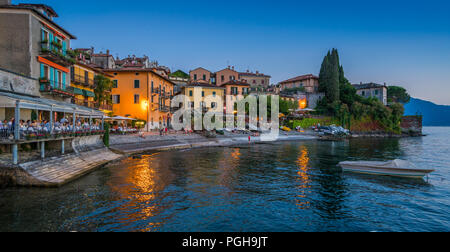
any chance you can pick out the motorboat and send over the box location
[339,159,434,178]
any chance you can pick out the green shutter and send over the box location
[83,90,95,98]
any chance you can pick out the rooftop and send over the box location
[279,74,319,84]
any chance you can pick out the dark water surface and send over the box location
[0,127,449,232]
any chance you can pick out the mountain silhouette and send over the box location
[404,98,450,126]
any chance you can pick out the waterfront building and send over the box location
[352,82,388,105]
[70,51,114,114]
[216,66,240,87]
[0,1,77,102]
[238,70,271,93]
[279,74,319,93]
[106,68,175,130]
[181,83,225,114]
[222,80,250,114]
[190,67,215,85]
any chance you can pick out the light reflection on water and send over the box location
[0,127,449,232]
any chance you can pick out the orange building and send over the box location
[105,68,175,130]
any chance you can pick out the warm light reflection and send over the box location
[295,146,311,209]
[231,148,241,161]
[108,153,168,231]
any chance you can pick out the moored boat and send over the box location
[339,159,434,178]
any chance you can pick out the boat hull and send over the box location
[339,163,434,179]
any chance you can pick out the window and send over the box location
[262,80,265,85]
[212,91,216,97]
[134,94,140,104]
[253,80,256,84]
[202,91,205,97]
[134,80,140,88]
[113,80,118,88]
[194,74,197,80]
[113,95,120,104]
[189,90,193,97]
[221,75,224,82]
[203,74,206,80]
[361,91,366,96]
[375,90,379,95]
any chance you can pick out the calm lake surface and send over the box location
[0,127,449,232]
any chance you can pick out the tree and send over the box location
[319,49,341,103]
[94,75,113,109]
[388,86,411,104]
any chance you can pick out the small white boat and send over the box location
[339,159,434,179]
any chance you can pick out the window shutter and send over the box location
[62,72,66,89]
[40,64,45,78]
[62,41,67,56]
[49,33,54,50]
[50,67,54,87]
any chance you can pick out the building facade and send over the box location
[279,74,319,93]
[239,71,271,92]
[106,69,175,130]
[216,67,239,86]
[190,67,214,84]
[353,83,388,105]
[0,1,76,102]
[181,83,225,113]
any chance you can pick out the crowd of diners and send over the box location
[0,116,144,139]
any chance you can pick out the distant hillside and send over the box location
[404,98,450,126]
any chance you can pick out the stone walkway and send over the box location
[18,148,122,187]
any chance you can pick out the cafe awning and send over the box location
[0,89,104,117]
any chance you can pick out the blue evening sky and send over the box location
[19,0,450,105]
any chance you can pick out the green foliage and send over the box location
[31,110,38,121]
[279,99,297,114]
[103,123,110,147]
[388,86,411,104]
[170,70,190,79]
[94,75,113,108]
[315,49,407,134]
[281,87,305,95]
[319,49,341,103]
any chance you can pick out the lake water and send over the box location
[0,127,449,232]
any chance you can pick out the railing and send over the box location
[152,88,160,95]
[72,98,96,109]
[0,126,105,142]
[160,105,170,113]
[39,79,75,97]
[72,74,95,87]
[40,43,75,66]
[99,103,113,111]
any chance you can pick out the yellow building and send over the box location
[181,83,225,113]
[70,62,113,114]
[105,68,175,130]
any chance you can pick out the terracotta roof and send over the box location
[186,83,225,89]
[190,67,212,73]
[221,80,251,87]
[0,4,76,39]
[104,68,176,86]
[279,74,318,84]
[239,72,271,78]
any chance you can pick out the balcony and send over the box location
[152,88,160,95]
[72,74,95,87]
[40,42,75,67]
[39,79,75,98]
[161,92,173,99]
[72,98,97,109]
[99,103,113,111]
[160,105,170,113]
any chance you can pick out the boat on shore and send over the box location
[339,159,434,178]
